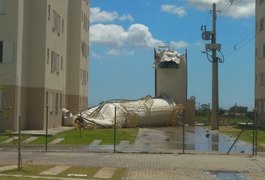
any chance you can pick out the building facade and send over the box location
[255,0,265,125]
[0,0,89,131]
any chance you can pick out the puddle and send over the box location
[137,126,253,153]
[207,171,247,180]
[86,126,254,154]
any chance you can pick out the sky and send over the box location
[89,0,255,110]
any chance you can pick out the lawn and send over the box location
[31,128,138,145]
[196,115,249,125]
[0,135,9,143]
[220,126,265,146]
[0,133,30,145]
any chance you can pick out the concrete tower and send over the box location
[154,47,187,104]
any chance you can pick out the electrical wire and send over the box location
[218,0,234,22]
[202,49,225,63]
[223,31,255,57]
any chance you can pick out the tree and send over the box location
[229,105,248,114]
[196,104,210,117]
[200,104,210,112]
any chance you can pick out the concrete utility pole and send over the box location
[201,3,221,130]
[211,3,219,130]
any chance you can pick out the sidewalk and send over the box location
[0,151,265,179]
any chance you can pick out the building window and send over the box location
[259,72,265,86]
[49,92,53,114]
[260,17,264,32]
[48,4,51,20]
[257,45,264,59]
[0,0,4,15]
[0,41,13,64]
[52,10,60,36]
[62,19,64,33]
[55,93,59,115]
[81,69,87,86]
[263,44,265,58]
[83,14,88,32]
[47,48,50,64]
[81,41,88,58]
[46,92,48,106]
[60,94,63,107]
[61,56,63,70]
[51,51,60,74]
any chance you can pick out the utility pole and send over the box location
[211,3,219,130]
[201,3,221,130]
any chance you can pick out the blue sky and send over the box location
[89,0,255,109]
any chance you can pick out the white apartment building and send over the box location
[255,0,265,125]
[0,0,89,131]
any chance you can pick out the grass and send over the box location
[2,165,51,176]
[0,135,9,143]
[31,128,138,145]
[220,126,265,146]
[0,133,30,145]
[196,115,249,125]
[0,165,126,180]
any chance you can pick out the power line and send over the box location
[223,30,255,57]
[218,0,244,21]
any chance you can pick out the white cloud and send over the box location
[119,14,134,21]
[225,1,255,19]
[188,0,255,19]
[90,23,161,48]
[90,7,134,23]
[91,51,102,59]
[161,4,187,17]
[90,23,189,56]
[126,24,162,48]
[188,0,219,10]
[107,49,135,56]
[170,41,190,49]
[90,24,127,47]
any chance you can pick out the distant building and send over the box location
[255,0,265,125]
[0,0,89,131]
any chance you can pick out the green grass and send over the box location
[196,115,249,125]
[31,128,138,145]
[0,134,30,145]
[220,126,265,146]
[0,165,126,180]
[2,165,51,176]
[0,135,9,143]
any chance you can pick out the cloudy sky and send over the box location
[89,0,255,109]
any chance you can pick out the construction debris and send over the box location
[73,96,184,129]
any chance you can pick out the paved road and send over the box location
[1,151,265,179]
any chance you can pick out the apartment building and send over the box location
[255,0,265,125]
[0,0,89,131]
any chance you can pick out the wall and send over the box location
[156,59,187,104]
